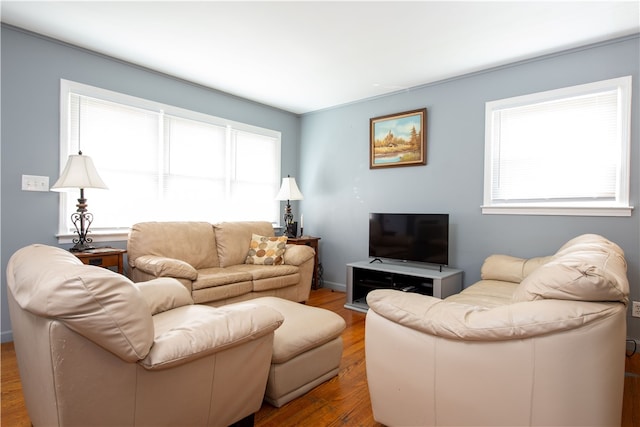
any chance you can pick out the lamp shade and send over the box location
[275,176,303,201]
[51,153,108,191]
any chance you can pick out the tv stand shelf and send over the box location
[345,260,463,313]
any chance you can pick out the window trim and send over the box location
[57,80,281,243]
[482,76,633,217]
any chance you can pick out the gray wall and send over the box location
[2,24,639,343]
[299,35,640,341]
[0,26,301,341]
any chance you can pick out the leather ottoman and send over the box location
[249,296,346,407]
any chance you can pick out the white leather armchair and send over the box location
[7,244,284,427]
[365,234,629,426]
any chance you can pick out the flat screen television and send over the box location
[369,213,449,266]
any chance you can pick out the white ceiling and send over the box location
[2,1,639,114]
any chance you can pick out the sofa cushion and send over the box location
[191,267,253,290]
[228,264,299,279]
[512,234,628,303]
[252,274,301,292]
[192,281,254,304]
[8,244,154,362]
[135,278,194,315]
[128,221,219,269]
[245,234,287,265]
[445,280,518,308]
[214,221,275,267]
[227,264,301,291]
[481,255,552,283]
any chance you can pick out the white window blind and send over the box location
[58,80,281,240]
[483,76,633,216]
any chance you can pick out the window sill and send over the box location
[481,205,634,217]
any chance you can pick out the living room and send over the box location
[1,1,639,425]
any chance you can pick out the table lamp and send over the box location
[275,175,304,237]
[51,151,108,252]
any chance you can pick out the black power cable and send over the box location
[626,339,637,357]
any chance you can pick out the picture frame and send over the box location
[370,108,427,169]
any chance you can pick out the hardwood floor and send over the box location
[2,288,639,426]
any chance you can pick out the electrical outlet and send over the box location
[632,301,640,318]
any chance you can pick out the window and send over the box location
[58,80,281,242]
[483,76,633,216]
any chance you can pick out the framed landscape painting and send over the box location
[370,108,427,169]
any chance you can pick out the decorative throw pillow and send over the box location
[245,234,287,265]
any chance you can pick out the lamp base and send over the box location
[69,242,96,252]
[69,209,95,252]
[285,221,298,238]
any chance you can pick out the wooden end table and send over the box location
[287,236,321,289]
[73,248,127,274]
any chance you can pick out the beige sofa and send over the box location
[127,221,315,306]
[365,234,629,427]
[7,244,284,426]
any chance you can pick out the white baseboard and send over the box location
[320,281,346,292]
[1,330,14,343]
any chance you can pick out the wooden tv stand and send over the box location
[345,260,463,312]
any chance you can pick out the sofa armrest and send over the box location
[139,303,284,370]
[283,244,315,266]
[135,278,194,315]
[133,255,198,280]
[366,289,624,341]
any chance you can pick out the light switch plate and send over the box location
[22,175,49,192]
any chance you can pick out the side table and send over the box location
[287,236,321,289]
[73,248,127,274]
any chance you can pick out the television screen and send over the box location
[369,213,449,266]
